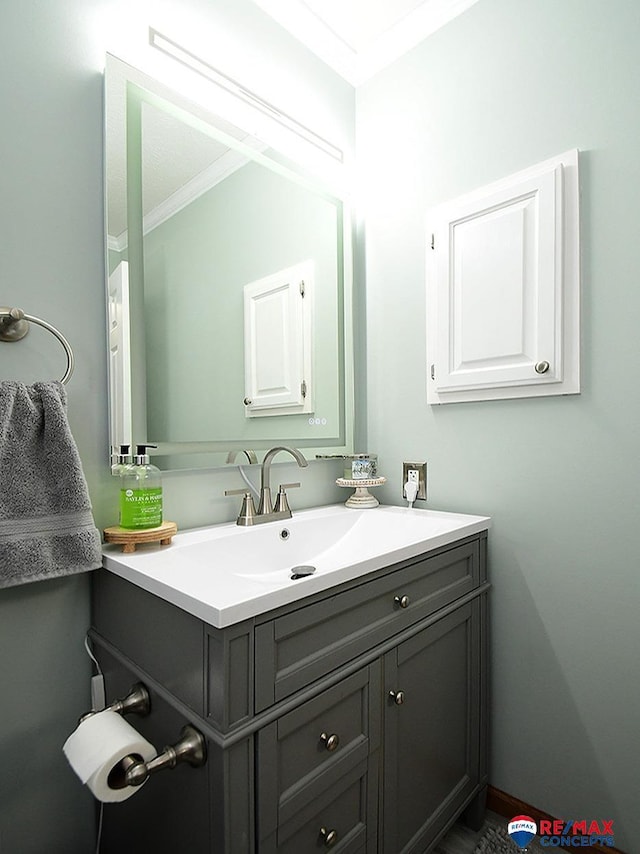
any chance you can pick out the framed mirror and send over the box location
[104,52,353,470]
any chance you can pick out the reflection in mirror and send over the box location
[105,54,353,470]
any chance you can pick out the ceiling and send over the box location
[107,0,482,244]
[252,0,481,85]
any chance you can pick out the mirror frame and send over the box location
[104,52,354,470]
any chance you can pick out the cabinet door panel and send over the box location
[434,168,559,390]
[383,601,481,854]
[243,260,313,416]
[426,149,580,403]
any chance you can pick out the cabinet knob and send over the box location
[243,397,252,405]
[394,594,410,609]
[319,732,340,752]
[534,360,550,374]
[389,689,405,705]
[319,827,338,847]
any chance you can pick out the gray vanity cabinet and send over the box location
[91,529,488,854]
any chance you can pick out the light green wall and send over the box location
[0,2,354,851]
[357,0,639,848]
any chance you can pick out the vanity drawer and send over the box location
[258,665,380,836]
[255,540,480,710]
[259,760,371,854]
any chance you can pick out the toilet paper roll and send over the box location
[63,710,156,803]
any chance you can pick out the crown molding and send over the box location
[107,143,265,252]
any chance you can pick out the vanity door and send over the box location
[381,600,482,854]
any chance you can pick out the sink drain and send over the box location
[291,565,316,580]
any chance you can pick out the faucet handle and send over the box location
[274,483,300,514]
[224,489,257,526]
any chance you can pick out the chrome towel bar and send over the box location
[0,306,75,384]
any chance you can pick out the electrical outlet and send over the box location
[402,461,427,500]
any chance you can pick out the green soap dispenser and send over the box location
[119,444,163,530]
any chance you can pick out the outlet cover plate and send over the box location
[402,461,427,500]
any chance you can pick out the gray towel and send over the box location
[0,381,102,588]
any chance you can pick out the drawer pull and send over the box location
[394,594,410,609]
[389,689,405,706]
[319,732,340,751]
[319,827,338,847]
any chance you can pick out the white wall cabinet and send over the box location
[243,260,314,417]
[426,150,580,404]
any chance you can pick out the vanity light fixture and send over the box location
[148,28,343,163]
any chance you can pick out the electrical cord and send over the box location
[84,634,104,853]
[237,464,260,500]
[84,634,103,676]
[95,804,104,854]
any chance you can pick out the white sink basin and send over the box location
[102,504,490,628]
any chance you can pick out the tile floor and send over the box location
[434,811,544,853]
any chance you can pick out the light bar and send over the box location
[149,28,344,163]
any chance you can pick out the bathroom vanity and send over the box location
[90,505,489,853]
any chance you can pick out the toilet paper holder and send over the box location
[110,725,207,789]
[80,682,207,789]
[80,682,151,724]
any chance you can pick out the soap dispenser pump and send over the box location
[119,444,163,530]
[111,444,132,477]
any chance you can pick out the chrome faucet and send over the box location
[225,449,258,465]
[225,446,308,526]
[258,446,308,515]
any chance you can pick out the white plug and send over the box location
[404,478,419,507]
[91,674,106,710]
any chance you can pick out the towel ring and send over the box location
[0,306,75,384]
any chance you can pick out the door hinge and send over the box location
[299,280,305,297]
[301,380,307,398]
[430,363,435,380]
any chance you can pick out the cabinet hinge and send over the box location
[299,280,305,297]
[301,380,307,398]
[430,363,435,380]
[430,233,435,250]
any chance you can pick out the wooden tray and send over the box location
[103,521,178,553]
